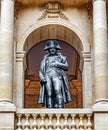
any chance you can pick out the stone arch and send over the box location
[16,19,90,52]
[23,24,84,72]
[15,19,92,108]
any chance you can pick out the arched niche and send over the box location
[17,19,90,52]
[15,22,92,108]
[24,39,81,108]
[23,25,83,71]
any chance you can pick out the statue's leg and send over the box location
[45,76,53,108]
[53,77,64,108]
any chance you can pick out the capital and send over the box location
[1,0,14,2]
[93,0,106,2]
[16,51,25,62]
[82,51,91,62]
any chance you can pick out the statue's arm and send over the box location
[39,60,47,83]
[39,70,45,81]
[56,56,69,70]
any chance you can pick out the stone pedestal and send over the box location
[0,102,16,130]
[93,104,108,130]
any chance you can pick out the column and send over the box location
[0,0,14,103]
[0,4,1,43]
[82,52,92,108]
[93,1,108,130]
[0,0,16,130]
[14,51,25,108]
[93,0,108,104]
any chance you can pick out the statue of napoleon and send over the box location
[38,40,72,108]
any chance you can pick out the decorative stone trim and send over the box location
[86,0,93,20]
[14,1,22,19]
[38,2,68,20]
[95,98,108,104]
[82,52,91,62]
[0,99,13,104]
[16,51,25,62]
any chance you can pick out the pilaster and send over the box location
[82,51,92,108]
[14,51,25,108]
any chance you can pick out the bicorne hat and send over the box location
[43,40,61,51]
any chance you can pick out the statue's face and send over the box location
[48,47,57,55]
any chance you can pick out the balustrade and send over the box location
[16,109,93,130]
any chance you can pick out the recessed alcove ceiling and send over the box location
[24,24,83,55]
[15,0,88,6]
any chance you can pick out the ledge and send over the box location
[16,108,93,114]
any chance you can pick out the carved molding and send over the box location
[16,51,25,62]
[86,0,93,20]
[82,51,91,62]
[106,0,108,15]
[38,2,68,20]
[14,1,22,19]
[87,0,108,21]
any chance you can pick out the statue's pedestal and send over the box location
[0,102,16,130]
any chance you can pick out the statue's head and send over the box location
[43,40,61,51]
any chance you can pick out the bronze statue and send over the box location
[38,40,72,108]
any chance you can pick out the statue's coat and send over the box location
[38,53,72,107]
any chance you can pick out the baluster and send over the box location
[87,114,92,130]
[55,114,61,130]
[40,114,45,130]
[70,114,76,130]
[78,114,84,130]
[24,114,30,130]
[40,127,45,130]
[48,127,53,130]
[32,114,38,130]
[63,114,69,130]
[16,114,22,130]
[47,114,53,130]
